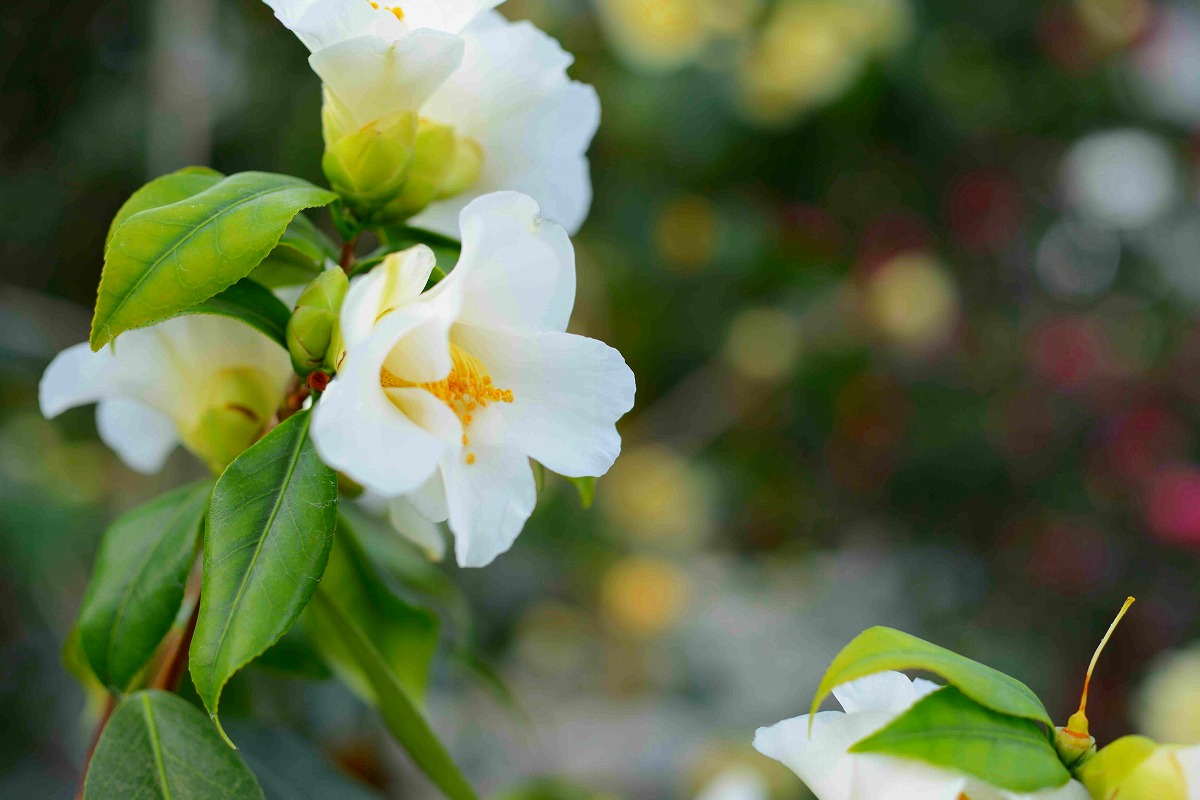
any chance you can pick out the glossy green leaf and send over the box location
[306,513,439,701]
[83,690,264,800]
[249,213,338,290]
[251,620,331,680]
[190,409,338,739]
[309,587,479,800]
[105,166,223,247]
[77,481,210,692]
[227,723,383,800]
[92,171,337,350]
[811,627,1050,725]
[850,686,1071,792]
[182,278,292,348]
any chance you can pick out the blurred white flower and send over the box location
[1135,643,1200,744]
[312,192,635,567]
[264,0,598,232]
[694,768,770,800]
[1061,129,1179,230]
[754,671,1089,800]
[39,316,293,473]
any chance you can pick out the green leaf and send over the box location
[811,627,1050,725]
[309,587,479,800]
[182,278,292,348]
[92,171,338,350]
[306,513,440,701]
[190,409,338,739]
[226,723,383,800]
[105,166,224,248]
[83,690,265,800]
[251,620,331,680]
[850,686,1071,792]
[568,476,596,509]
[77,481,210,692]
[250,213,338,290]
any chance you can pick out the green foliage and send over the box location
[568,476,596,509]
[182,279,292,348]
[104,166,223,247]
[308,588,479,800]
[77,482,210,692]
[83,690,264,800]
[305,512,440,701]
[190,410,338,739]
[249,213,338,290]
[851,686,1070,792]
[812,627,1051,725]
[92,172,337,350]
[251,621,331,681]
[227,723,383,800]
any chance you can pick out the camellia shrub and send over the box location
[44,2,634,798]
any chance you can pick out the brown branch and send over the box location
[150,597,201,693]
[339,235,360,274]
[76,695,116,799]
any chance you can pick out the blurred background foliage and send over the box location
[6,0,1200,797]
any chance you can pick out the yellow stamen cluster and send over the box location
[381,344,513,465]
[367,0,405,21]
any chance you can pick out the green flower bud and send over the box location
[287,268,349,376]
[1077,736,1189,800]
[378,119,484,221]
[1053,722,1096,770]
[180,367,280,473]
[321,88,418,223]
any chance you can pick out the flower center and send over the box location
[367,1,404,21]
[380,344,513,465]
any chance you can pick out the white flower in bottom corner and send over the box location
[39,315,294,474]
[753,671,1090,800]
[311,191,635,568]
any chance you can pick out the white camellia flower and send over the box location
[263,0,598,233]
[40,316,294,474]
[754,671,1091,800]
[311,191,635,567]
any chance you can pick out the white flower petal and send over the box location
[834,671,937,716]
[413,18,599,235]
[387,496,446,560]
[400,0,504,34]
[406,469,449,522]
[992,779,1092,800]
[312,312,447,495]
[442,443,535,567]
[452,324,633,477]
[341,245,440,350]
[439,192,576,334]
[39,342,116,419]
[309,28,464,129]
[283,0,406,52]
[382,312,456,384]
[754,710,893,799]
[383,386,462,447]
[850,755,967,800]
[1177,745,1200,800]
[96,399,179,474]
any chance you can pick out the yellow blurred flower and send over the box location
[601,444,713,546]
[737,0,910,126]
[862,252,960,354]
[1135,643,1200,744]
[655,195,720,272]
[600,556,691,639]
[598,0,763,72]
[723,308,803,382]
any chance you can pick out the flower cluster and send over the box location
[43,0,632,569]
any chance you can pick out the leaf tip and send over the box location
[211,714,237,750]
